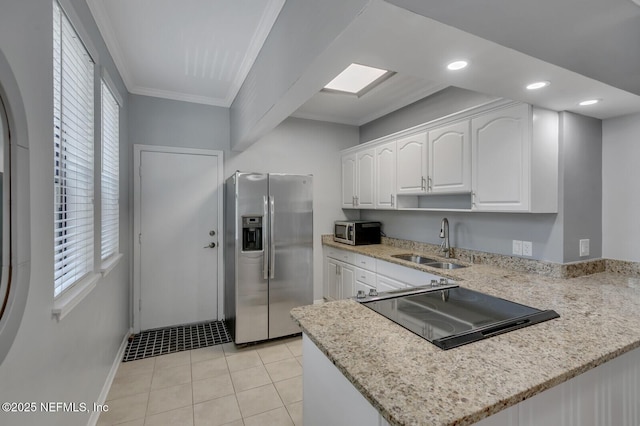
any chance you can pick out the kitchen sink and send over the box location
[391,254,439,264]
[391,253,467,269]
[424,262,467,270]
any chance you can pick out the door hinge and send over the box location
[138,233,142,244]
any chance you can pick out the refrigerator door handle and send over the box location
[269,195,275,279]
[263,196,269,280]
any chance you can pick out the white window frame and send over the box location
[52,0,101,321]
[100,72,122,276]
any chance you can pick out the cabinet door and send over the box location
[340,263,355,299]
[428,120,471,193]
[472,104,530,211]
[356,148,375,208]
[341,153,357,208]
[326,258,340,301]
[396,132,428,194]
[375,141,396,209]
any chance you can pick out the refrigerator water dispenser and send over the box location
[242,216,262,251]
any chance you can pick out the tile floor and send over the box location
[97,335,303,426]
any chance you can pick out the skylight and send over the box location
[323,63,393,96]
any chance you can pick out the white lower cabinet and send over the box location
[376,274,406,292]
[355,268,376,297]
[305,334,640,426]
[325,258,339,301]
[324,247,449,301]
[340,263,355,299]
[377,259,447,286]
[325,257,355,301]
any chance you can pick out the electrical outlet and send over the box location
[579,239,590,257]
[512,240,523,256]
[522,241,533,257]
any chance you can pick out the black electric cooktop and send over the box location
[359,285,559,350]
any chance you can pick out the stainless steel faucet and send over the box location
[439,217,451,258]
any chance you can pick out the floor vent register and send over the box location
[123,320,232,362]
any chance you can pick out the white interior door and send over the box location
[134,146,223,331]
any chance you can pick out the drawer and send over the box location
[325,246,356,264]
[355,254,376,272]
[355,268,376,286]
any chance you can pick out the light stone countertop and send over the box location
[291,238,640,425]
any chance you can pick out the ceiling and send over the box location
[88,0,640,125]
[387,0,640,96]
[87,0,285,106]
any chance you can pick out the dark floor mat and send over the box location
[123,320,232,362]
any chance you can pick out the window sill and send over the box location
[52,273,100,322]
[101,253,123,278]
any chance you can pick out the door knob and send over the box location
[209,230,216,236]
[204,242,216,248]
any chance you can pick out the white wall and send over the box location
[602,113,640,262]
[128,94,359,301]
[128,94,230,151]
[0,1,131,425]
[226,117,359,300]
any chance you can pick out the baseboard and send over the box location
[87,328,132,426]
[313,298,325,305]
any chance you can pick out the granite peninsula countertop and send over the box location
[291,239,640,425]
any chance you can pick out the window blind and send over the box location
[101,80,119,261]
[53,1,95,297]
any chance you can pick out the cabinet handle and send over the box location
[352,196,355,206]
[421,176,426,191]
[427,176,432,191]
[390,194,394,207]
[355,196,359,206]
[471,191,476,207]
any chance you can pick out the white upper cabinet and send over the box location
[341,153,357,208]
[356,148,375,208]
[428,120,471,194]
[340,101,558,213]
[472,104,530,211]
[471,103,558,212]
[396,132,428,194]
[375,141,397,209]
[342,148,375,208]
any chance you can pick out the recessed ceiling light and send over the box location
[526,81,550,90]
[447,60,468,71]
[323,63,394,96]
[579,99,600,106]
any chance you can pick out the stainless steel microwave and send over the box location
[333,221,381,245]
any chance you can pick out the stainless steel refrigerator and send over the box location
[224,172,313,344]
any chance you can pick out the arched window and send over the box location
[0,47,31,365]
[0,94,9,321]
